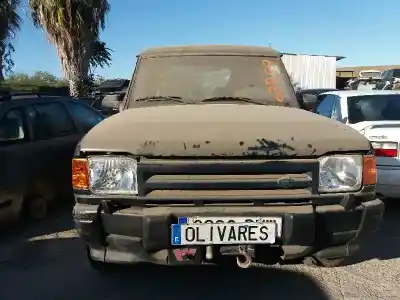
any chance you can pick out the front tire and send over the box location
[304,256,346,268]
[28,197,48,220]
[86,245,109,271]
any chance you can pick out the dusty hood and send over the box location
[80,104,371,157]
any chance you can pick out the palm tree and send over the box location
[90,39,112,73]
[0,0,21,82]
[29,0,111,97]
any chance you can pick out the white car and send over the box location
[315,90,400,199]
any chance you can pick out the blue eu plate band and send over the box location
[171,224,182,245]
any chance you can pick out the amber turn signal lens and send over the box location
[72,158,89,190]
[363,155,377,185]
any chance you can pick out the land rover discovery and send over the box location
[72,45,384,269]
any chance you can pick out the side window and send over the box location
[385,70,394,80]
[28,102,75,140]
[0,108,26,144]
[331,96,343,121]
[316,95,325,107]
[316,95,335,118]
[393,70,400,78]
[65,101,105,131]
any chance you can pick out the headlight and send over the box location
[319,155,362,193]
[88,156,138,195]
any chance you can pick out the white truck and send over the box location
[315,90,400,199]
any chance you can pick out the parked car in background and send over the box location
[97,90,126,117]
[375,69,400,90]
[89,79,129,117]
[295,88,338,110]
[315,90,400,199]
[347,70,383,91]
[0,93,105,224]
[93,79,130,95]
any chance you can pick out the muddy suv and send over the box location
[72,45,384,269]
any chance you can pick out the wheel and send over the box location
[0,210,21,226]
[86,245,105,269]
[316,257,346,268]
[86,245,114,271]
[0,195,24,226]
[27,197,48,220]
[304,256,346,268]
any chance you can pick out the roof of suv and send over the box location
[138,45,280,58]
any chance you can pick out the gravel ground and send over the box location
[0,202,399,300]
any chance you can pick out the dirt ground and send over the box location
[0,202,399,300]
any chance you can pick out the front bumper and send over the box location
[377,166,400,198]
[73,198,384,265]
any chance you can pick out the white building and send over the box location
[281,53,345,90]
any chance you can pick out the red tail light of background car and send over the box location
[371,142,399,157]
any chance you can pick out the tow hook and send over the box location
[236,245,252,268]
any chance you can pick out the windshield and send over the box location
[127,55,298,108]
[347,94,400,123]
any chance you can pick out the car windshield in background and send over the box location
[128,55,298,108]
[347,94,400,123]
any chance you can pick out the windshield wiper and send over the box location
[200,96,265,105]
[135,96,187,103]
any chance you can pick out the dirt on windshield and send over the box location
[124,46,298,109]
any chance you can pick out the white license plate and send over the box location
[171,222,276,246]
[183,216,282,237]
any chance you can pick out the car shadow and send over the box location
[0,201,74,241]
[0,237,331,300]
[0,202,75,263]
[348,199,400,264]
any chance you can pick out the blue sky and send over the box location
[11,0,398,79]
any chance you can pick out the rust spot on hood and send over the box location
[142,141,157,147]
[140,140,158,153]
[246,138,297,157]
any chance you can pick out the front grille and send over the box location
[137,158,319,205]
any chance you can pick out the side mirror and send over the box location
[301,93,318,111]
[118,101,125,112]
[101,94,122,111]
